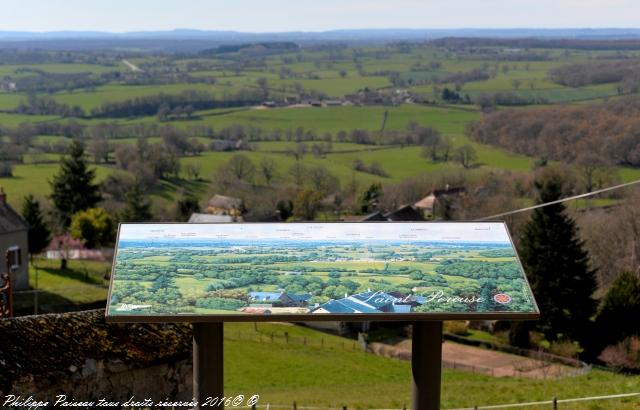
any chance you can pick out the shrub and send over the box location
[599,336,640,370]
[444,320,469,336]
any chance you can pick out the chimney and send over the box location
[0,187,5,204]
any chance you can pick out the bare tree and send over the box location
[307,166,339,196]
[288,142,308,161]
[512,79,522,90]
[185,163,201,180]
[455,144,478,169]
[259,157,277,185]
[89,137,111,164]
[575,151,612,193]
[256,77,269,99]
[227,154,256,183]
[288,163,307,187]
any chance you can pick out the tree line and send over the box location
[469,97,640,167]
[549,59,640,91]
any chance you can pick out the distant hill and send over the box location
[2,27,640,41]
[1,28,640,52]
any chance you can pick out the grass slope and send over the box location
[224,323,640,409]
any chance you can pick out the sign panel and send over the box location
[106,222,539,322]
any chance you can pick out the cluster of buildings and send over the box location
[258,88,421,110]
[189,185,466,225]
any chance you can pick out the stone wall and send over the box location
[0,309,194,402]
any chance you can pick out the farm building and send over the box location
[45,234,110,261]
[0,189,29,291]
[384,205,425,221]
[414,186,466,219]
[188,213,237,223]
[205,194,245,217]
[359,205,425,222]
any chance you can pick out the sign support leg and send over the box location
[411,321,443,410]
[193,322,224,409]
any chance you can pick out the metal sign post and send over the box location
[411,321,443,410]
[193,322,224,409]
[191,321,444,410]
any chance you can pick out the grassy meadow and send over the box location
[1,42,639,212]
[225,322,640,409]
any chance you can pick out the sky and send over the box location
[2,0,639,32]
[117,222,512,243]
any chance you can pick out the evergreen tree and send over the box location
[595,272,640,348]
[49,140,101,227]
[119,184,153,222]
[360,182,382,213]
[176,194,200,221]
[21,195,51,257]
[519,175,597,344]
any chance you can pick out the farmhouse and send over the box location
[414,186,466,219]
[0,189,29,290]
[205,194,245,217]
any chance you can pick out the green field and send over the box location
[14,258,110,314]
[0,163,113,207]
[1,42,638,214]
[225,322,640,409]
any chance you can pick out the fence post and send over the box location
[552,397,557,410]
[285,332,289,344]
[293,401,297,410]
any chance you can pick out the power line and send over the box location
[475,178,640,221]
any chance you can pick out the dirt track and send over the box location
[371,339,576,379]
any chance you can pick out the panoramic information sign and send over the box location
[105,222,539,322]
